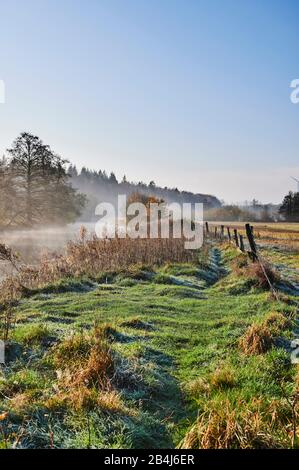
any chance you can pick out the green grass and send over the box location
[0,248,297,448]
[260,245,299,270]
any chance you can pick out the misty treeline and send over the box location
[0,133,86,228]
[68,165,221,221]
[205,203,277,222]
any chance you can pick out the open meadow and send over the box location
[0,223,299,449]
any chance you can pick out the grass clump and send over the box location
[53,326,114,384]
[209,366,236,390]
[239,311,292,356]
[179,399,289,449]
[239,323,273,355]
[247,262,280,290]
[49,325,130,414]
[231,254,279,291]
[185,377,211,398]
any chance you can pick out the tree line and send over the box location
[68,164,221,221]
[1,132,298,228]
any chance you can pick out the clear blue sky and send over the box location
[0,0,298,203]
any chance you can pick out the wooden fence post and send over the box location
[221,225,224,239]
[205,222,209,235]
[214,226,217,238]
[239,234,245,252]
[233,229,239,247]
[245,223,258,261]
[227,227,231,241]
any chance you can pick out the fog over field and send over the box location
[0,223,95,277]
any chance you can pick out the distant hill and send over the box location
[68,166,221,220]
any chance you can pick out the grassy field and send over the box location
[209,221,299,253]
[0,239,298,449]
[209,222,299,232]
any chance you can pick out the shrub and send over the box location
[239,310,293,356]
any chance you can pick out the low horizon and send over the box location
[2,130,299,206]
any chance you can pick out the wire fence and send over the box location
[204,221,279,299]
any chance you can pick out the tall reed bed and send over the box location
[0,231,199,304]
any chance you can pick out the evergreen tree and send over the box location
[6,132,86,226]
[109,172,118,184]
[279,191,299,221]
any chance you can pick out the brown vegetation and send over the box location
[239,311,291,356]
[179,399,289,449]
[231,252,279,290]
[239,323,273,355]
[0,231,198,311]
[49,326,120,412]
[246,261,279,289]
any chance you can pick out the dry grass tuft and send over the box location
[209,366,236,390]
[239,323,273,355]
[230,253,279,291]
[179,399,288,449]
[71,341,114,390]
[53,333,90,364]
[246,261,279,290]
[46,387,126,414]
[51,326,117,411]
[49,324,139,413]
[239,310,293,356]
